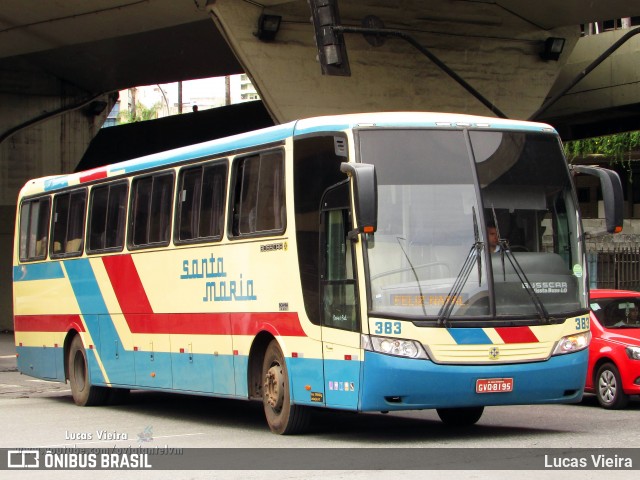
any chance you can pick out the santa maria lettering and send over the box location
[179,254,257,302]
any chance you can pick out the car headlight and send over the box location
[362,334,429,359]
[552,331,591,356]
[626,346,640,360]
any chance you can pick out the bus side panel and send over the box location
[359,349,588,411]
[98,314,136,386]
[287,356,325,406]
[16,343,64,381]
[233,354,249,397]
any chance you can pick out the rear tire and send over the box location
[68,335,108,406]
[436,406,484,426]
[261,340,310,434]
[596,363,629,409]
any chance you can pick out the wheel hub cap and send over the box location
[264,364,284,411]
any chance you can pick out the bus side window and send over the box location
[87,182,127,253]
[19,197,51,262]
[130,172,174,248]
[231,150,285,237]
[51,189,86,258]
[176,161,227,243]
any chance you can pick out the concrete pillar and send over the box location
[0,67,112,331]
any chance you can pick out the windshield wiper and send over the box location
[437,207,483,326]
[396,236,428,317]
[491,208,550,323]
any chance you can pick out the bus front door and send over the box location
[320,182,362,409]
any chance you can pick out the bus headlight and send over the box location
[362,335,429,359]
[626,346,640,360]
[552,331,591,356]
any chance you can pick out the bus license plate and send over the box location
[475,378,513,393]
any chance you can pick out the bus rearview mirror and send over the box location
[340,162,377,234]
[572,165,624,234]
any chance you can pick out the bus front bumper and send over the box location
[359,349,588,411]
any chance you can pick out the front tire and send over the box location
[436,406,484,426]
[68,335,108,406]
[596,363,629,409]
[261,340,310,434]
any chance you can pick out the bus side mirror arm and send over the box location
[340,162,378,236]
[571,165,624,235]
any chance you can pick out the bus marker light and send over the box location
[305,385,311,391]
[233,350,239,356]
[134,346,138,351]
[344,355,352,360]
[150,372,156,377]
[89,345,94,350]
[292,352,298,358]
[179,348,185,353]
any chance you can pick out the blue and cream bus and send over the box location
[13,112,622,433]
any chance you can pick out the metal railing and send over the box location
[588,247,640,291]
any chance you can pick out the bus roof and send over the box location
[20,112,557,197]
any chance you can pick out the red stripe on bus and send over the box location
[230,312,306,337]
[122,312,306,336]
[102,254,154,313]
[14,314,85,332]
[494,326,539,343]
[102,254,307,337]
[79,169,108,183]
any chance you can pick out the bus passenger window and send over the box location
[130,172,174,248]
[231,150,284,237]
[51,189,86,258]
[87,182,127,253]
[177,162,227,243]
[19,197,51,262]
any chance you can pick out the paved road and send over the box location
[1,332,638,480]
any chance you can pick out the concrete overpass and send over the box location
[2,0,640,330]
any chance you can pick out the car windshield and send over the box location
[359,128,587,321]
[591,297,640,328]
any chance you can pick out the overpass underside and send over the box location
[2,0,640,330]
[539,29,640,140]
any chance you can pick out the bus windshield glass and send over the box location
[359,128,586,321]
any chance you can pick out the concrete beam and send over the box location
[209,0,578,123]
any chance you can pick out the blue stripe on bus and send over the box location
[64,258,127,382]
[446,328,493,345]
[44,176,70,190]
[13,262,65,282]
[42,123,297,192]
[113,125,295,175]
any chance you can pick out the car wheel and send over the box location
[595,362,629,409]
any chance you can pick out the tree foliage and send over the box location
[564,131,640,163]
[118,102,160,124]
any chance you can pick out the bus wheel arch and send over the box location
[63,329,81,383]
[248,331,276,400]
[67,333,108,406]
[260,338,311,434]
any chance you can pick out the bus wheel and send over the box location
[436,406,484,426]
[68,335,108,406]
[596,363,629,409]
[261,340,310,434]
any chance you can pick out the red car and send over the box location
[586,289,640,408]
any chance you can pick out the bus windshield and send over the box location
[359,128,586,321]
